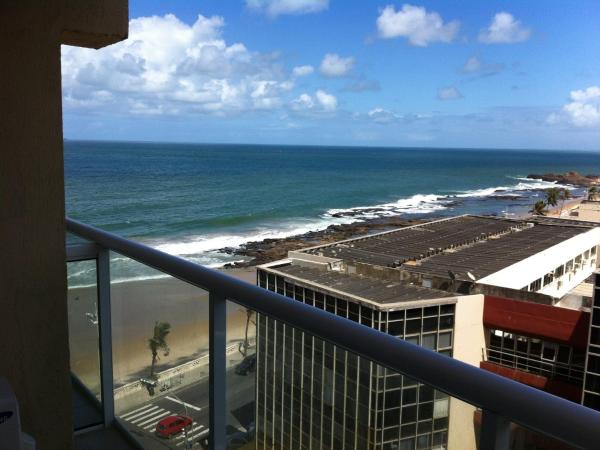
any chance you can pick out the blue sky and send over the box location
[62,1,600,149]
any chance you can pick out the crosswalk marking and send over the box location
[121,405,159,422]
[120,400,210,447]
[174,424,204,440]
[136,409,171,427]
[177,428,209,446]
[165,396,203,412]
[131,408,168,425]
[120,404,156,420]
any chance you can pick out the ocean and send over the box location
[65,140,600,287]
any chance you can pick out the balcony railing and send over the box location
[65,217,600,450]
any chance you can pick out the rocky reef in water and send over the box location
[220,216,428,268]
[527,171,600,187]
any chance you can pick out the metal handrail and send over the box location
[66,217,600,449]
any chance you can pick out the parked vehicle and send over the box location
[235,354,256,376]
[155,415,193,438]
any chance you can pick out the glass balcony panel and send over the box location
[66,230,594,449]
[110,253,210,449]
[68,258,103,430]
[226,298,257,449]
[504,421,575,450]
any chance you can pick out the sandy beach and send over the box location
[67,266,257,392]
[544,197,585,217]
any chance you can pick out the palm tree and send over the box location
[558,188,572,216]
[589,186,598,201]
[239,309,255,357]
[545,187,560,208]
[531,200,547,216]
[148,321,171,379]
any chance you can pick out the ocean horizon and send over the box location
[65,140,600,287]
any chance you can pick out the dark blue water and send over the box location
[65,140,600,284]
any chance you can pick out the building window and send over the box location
[542,342,557,361]
[543,273,554,286]
[529,278,542,291]
[554,265,564,278]
[422,334,436,350]
[259,270,267,287]
[487,329,584,384]
[566,260,574,272]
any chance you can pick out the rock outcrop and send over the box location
[527,172,600,187]
[221,216,427,268]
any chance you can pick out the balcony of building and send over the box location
[3,2,600,449]
[61,218,600,450]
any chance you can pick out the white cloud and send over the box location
[292,65,314,77]
[320,53,355,77]
[437,86,462,100]
[246,0,328,17]
[376,4,459,46]
[479,12,531,44]
[61,14,295,116]
[462,56,481,73]
[562,86,600,127]
[315,90,337,111]
[460,55,505,77]
[291,89,337,112]
[368,107,400,123]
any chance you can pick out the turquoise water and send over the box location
[65,140,600,285]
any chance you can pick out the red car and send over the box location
[155,415,193,438]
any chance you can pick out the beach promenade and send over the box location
[68,267,257,391]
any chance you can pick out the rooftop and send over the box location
[299,215,591,281]
[269,263,454,309]
[407,223,586,281]
[303,215,524,267]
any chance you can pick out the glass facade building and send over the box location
[256,269,456,450]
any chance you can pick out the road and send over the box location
[118,361,256,450]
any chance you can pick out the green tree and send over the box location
[558,188,572,216]
[545,187,560,208]
[530,200,547,216]
[148,321,171,379]
[589,186,598,201]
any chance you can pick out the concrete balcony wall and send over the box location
[0,2,127,449]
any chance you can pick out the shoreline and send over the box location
[219,215,439,268]
[68,267,257,391]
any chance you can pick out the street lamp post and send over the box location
[170,393,191,449]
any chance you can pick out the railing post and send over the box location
[209,292,227,450]
[97,247,115,426]
[480,409,510,450]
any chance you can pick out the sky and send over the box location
[61,0,600,150]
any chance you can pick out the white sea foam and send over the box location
[325,194,448,218]
[154,216,358,257]
[453,179,568,198]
